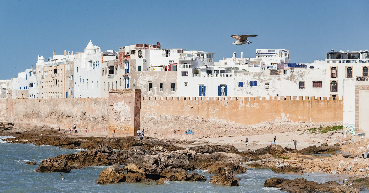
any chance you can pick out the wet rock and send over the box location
[205,163,247,174]
[298,143,339,155]
[96,163,125,184]
[189,144,238,154]
[157,178,165,185]
[270,165,303,174]
[36,158,71,173]
[124,163,145,174]
[264,177,360,193]
[25,161,36,165]
[210,171,239,186]
[159,168,206,182]
[94,143,114,154]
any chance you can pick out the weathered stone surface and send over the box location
[159,168,206,182]
[205,163,247,174]
[25,161,36,165]
[97,164,124,184]
[36,158,71,173]
[264,178,360,193]
[189,144,238,154]
[210,172,239,186]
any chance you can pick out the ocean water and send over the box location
[0,136,350,193]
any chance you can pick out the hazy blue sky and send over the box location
[0,0,368,79]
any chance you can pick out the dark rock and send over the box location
[36,158,71,173]
[205,163,247,174]
[210,171,239,186]
[96,164,125,184]
[25,161,36,165]
[264,177,360,193]
[189,144,238,154]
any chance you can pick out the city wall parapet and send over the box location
[141,96,343,138]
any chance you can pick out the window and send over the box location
[265,83,269,89]
[238,82,243,87]
[109,66,114,74]
[331,67,337,78]
[346,67,353,78]
[148,82,153,91]
[171,83,176,92]
[250,81,257,87]
[138,50,142,58]
[159,83,163,92]
[364,66,368,76]
[330,81,337,92]
[138,66,141,71]
[181,71,188,76]
[218,85,227,96]
[54,69,57,74]
[199,85,206,96]
[313,81,322,88]
[299,81,305,89]
[77,67,78,73]
[184,82,188,86]
[125,77,129,88]
[125,61,130,74]
[120,78,122,86]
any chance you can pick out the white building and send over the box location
[74,40,116,98]
[326,49,369,99]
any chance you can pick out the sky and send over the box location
[0,0,368,80]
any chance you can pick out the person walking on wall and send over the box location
[274,136,276,145]
[293,140,297,150]
[142,129,145,137]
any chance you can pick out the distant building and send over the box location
[74,40,117,98]
[38,50,75,99]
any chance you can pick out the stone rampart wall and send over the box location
[141,96,343,138]
[6,97,109,134]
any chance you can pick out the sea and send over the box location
[0,136,357,193]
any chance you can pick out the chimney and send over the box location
[241,52,243,59]
[68,51,70,55]
[53,51,55,56]
[233,52,236,59]
[64,50,66,56]
[72,51,73,55]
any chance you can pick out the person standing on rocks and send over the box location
[274,136,276,145]
[137,129,141,138]
[73,124,77,134]
[245,137,248,146]
[293,140,297,150]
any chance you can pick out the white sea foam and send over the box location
[0,135,15,143]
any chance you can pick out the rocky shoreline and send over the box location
[2,127,369,192]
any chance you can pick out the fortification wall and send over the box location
[1,89,141,136]
[6,97,108,134]
[141,96,343,138]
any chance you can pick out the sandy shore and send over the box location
[198,130,344,151]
